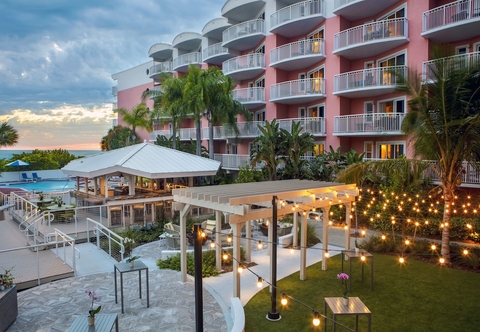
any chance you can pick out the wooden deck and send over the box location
[0,215,74,291]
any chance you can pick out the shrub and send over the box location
[157,251,221,278]
[297,222,320,247]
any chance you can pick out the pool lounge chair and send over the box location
[32,173,42,181]
[21,173,33,182]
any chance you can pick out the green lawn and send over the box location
[244,254,480,331]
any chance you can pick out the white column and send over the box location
[300,213,307,280]
[293,212,298,247]
[345,203,352,251]
[233,222,241,298]
[180,204,192,282]
[246,220,252,262]
[215,211,222,272]
[322,206,330,271]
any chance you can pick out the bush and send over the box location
[297,222,320,247]
[157,251,221,278]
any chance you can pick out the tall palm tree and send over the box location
[250,119,283,181]
[0,122,18,148]
[280,121,315,179]
[116,103,152,145]
[100,126,136,151]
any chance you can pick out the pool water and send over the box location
[0,180,76,192]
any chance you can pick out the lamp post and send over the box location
[194,223,204,331]
[267,195,281,321]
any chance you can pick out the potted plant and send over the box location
[337,272,349,305]
[0,266,14,289]
[85,290,101,326]
[38,192,44,202]
[126,256,140,268]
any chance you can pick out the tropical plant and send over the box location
[250,119,283,181]
[116,103,152,145]
[0,122,18,148]
[279,121,315,179]
[100,126,137,151]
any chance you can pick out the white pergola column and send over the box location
[345,203,352,251]
[267,218,272,256]
[104,175,109,198]
[129,175,135,195]
[93,177,98,195]
[245,220,252,263]
[215,211,222,272]
[293,212,299,247]
[180,204,193,282]
[300,213,307,280]
[233,222,241,298]
[322,206,331,271]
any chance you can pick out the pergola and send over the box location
[172,179,358,299]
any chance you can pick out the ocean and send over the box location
[0,149,102,160]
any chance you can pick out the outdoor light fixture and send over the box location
[281,293,287,306]
[238,266,243,273]
[439,257,445,264]
[463,249,469,255]
[223,251,228,260]
[210,241,215,248]
[257,277,263,288]
[227,235,232,243]
[324,250,329,258]
[312,312,320,326]
[257,241,263,249]
[431,244,437,250]
[399,257,405,264]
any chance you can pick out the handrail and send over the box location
[47,229,78,274]
[86,217,125,261]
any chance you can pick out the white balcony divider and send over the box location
[222,19,265,44]
[214,154,264,170]
[334,18,408,50]
[334,65,407,92]
[270,78,325,100]
[334,113,405,134]
[423,0,480,32]
[334,0,358,9]
[232,87,265,103]
[222,53,265,75]
[178,128,197,140]
[277,117,326,135]
[149,61,172,75]
[422,51,480,80]
[150,130,172,140]
[202,42,229,60]
[173,52,202,69]
[270,1,325,28]
[270,38,324,64]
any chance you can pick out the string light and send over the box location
[257,241,263,249]
[360,253,366,262]
[431,244,437,251]
[312,312,320,327]
[223,251,228,260]
[439,257,445,264]
[399,257,405,264]
[381,234,386,240]
[227,235,232,243]
[324,250,329,258]
[210,241,215,248]
[463,249,469,255]
[238,266,243,273]
[257,277,263,288]
[281,293,288,306]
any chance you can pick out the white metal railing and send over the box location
[150,128,197,141]
[334,65,407,93]
[213,154,265,170]
[334,18,408,50]
[222,53,265,75]
[232,87,265,104]
[278,117,326,135]
[270,1,325,28]
[202,42,229,60]
[334,0,358,9]
[47,229,79,273]
[423,0,480,32]
[173,52,202,69]
[86,217,125,262]
[422,51,480,80]
[425,161,480,185]
[222,19,265,44]
[270,38,325,64]
[334,113,405,134]
[270,78,325,100]
[149,61,172,76]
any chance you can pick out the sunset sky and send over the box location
[0,0,225,150]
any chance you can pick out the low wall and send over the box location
[0,170,68,183]
[230,297,245,332]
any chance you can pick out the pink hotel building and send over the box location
[112,0,480,176]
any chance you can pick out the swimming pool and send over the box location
[0,180,76,192]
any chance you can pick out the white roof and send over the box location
[61,143,221,179]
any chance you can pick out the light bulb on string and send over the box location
[257,277,263,288]
[381,234,386,240]
[324,250,329,258]
[431,244,437,251]
[399,257,405,264]
[281,293,288,306]
[463,249,469,255]
[210,241,215,248]
[238,266,243,273]
[223,251,228,260]
[312,312,320,327]
[257,241,263,250]
[227,235,232,243]
[439,257,445,264]
[360,253,366,262]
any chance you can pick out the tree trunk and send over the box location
[172,124,177,150]
[441,189,453,262]
[209,121,214,160]
[196,118,202,156]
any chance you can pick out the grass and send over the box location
[244,254,480,331]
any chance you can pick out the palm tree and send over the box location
[184,65,251,158]
[280,121,315,179]
[250,119,283,181]
[100,126,136,151]
[0,122,18,148]
[116,103,152,145]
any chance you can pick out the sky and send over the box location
[0,0,226,150]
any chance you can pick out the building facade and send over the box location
[112,0,480,174]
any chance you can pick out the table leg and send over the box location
[368,314,372,332]
[324,300,327,332]
[114,267,117,304]
[362,261,365,283]
[139,270,142,299]
[349,259,352,292]
[120,272,124,314]
[333,314,337,332]
[355,315,359,331]
[146,267,150,307]
[371,258,374,291]
[115,314,119,332]
[341,252,344,272]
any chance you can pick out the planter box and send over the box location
[0,285,18,332]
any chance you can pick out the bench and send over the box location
[278,233,294,247]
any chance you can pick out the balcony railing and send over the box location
[334,18,408,51]
[150,128,197,141]
[334,66,407,93]
[149,61,172,77]
[334,113,405,135]
[334,0,357,8]
[270,0,325,28]
[423,0,480,32]
[425,161,480,186]
[232,87,265,104]
[172,52,202,70]
[222,53,265,75]
[202,43,229,60]
[277,117,326,136]
[270,78,326,100]
[270,38,325,65]
[422,51,480,81]
[222,19,265,44]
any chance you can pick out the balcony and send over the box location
[333,0,402,21]
[221,0,266,22]
[422,51,480,81]
[270,1,325,38]
[222,53,265,81]
[232,87,266,109]
[422,0,480,42]
[148,85,164,100]
[149,61,173,80]
[270,38,325,70]
[202,43,237,66]
[148,43,173,62]
[150,128,197,142]
[277,117,326,136]
[333,66,407,98]
[333,18,408,60]
[270,78,326,104]
[222,19,266,52]
[214,154,252,170]
[425,161,480,187]
[172,52,202,73]
[333,113,405,136]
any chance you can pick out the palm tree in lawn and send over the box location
[142,74,187,150]
[280,121,315,179]
[0,122,19,148]
[116,103,152,145]
[250,119,283,181]
[338,48,480,262]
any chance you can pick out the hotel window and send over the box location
[255,109,265,122]
[475,43,480,52]
[378,53,405,84]
[378,142,405,159]
[307,104,325,117]
[226,143,237,155]
[308,29,324,53]
[364,142,373,159]
[364,102,374,122]
[298,73,306,92]
[378,97,405,114]
[308,67,324,93]
[312,142,325,156]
